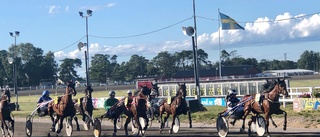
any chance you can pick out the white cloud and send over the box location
[65,6,69,12]
[48,5,60,14]
[55,12,320,76]
[80,3,116,11]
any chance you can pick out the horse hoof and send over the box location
[240,127,244,133]
[113,132,116,137]
[56,129,61,133]
[77,127,80,131]
[283,127,287,131]
[169,129,172,134]
[50,127,55,132]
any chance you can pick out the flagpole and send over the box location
[218,9,222,79]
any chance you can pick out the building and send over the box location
[172,65,261,81]
[261,69,316,77]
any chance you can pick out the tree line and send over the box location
[0,43,318,87]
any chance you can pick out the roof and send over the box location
[173,65,261,78]
[263,69,315,73]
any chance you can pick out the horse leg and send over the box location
[56,117,64,133]
[188,110,192,128]
[113,118,117,137]
[269,115,278,128]
[0,121,5,137]
[169,114,176,134]
[124,116,131,137]
[159,107,164,132]
[265,113,270,137]
[73,116,80,131]
[51,115,59,132]
[283,110,287,131]
[247,116,254,137]
[144,112,149,130]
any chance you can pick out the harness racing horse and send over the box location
[74,85,94,130]
[159,83,191,134]
[129,85,151,136]
[99,98,133,137]
[242,78,289,137]
[48,81,78,134]
[0,89,14,137]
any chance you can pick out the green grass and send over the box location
[290,79,320,87]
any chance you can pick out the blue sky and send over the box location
[1,0,320,76]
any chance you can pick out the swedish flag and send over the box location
[219,12,244,30]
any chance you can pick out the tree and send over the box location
[90,54,111,83]
[58,58,82,82]
[152,51,177,78]
[297,50,319,71]
[125,54,149,81]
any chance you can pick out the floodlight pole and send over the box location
[9,31,20,111]
[79,10,92,86]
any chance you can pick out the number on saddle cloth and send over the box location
[167,96,172,104]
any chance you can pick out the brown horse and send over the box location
[129,85,151,136]
[48,81,78,133]
[0,89,14,137]
[159,83,191,134]
[242,78,289,137]
[74,85,94,130]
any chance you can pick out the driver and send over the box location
[37,90,52,117]
[225,89,244,122]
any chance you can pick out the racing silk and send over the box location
[226,96,240,109]
[37,95,52,104]
[104,97,119,111]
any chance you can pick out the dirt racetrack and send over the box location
[14,117,320,137]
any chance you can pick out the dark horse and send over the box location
[74,85,94,130]
[48,81,79,133]
[100,97,133,137]
[129,85,151,136]
[242,78,289,137]
[0,89,14,137]
[159,83,191,134]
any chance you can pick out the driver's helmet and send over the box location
[228,89,237,95]
[150,91,157,96]
[127,90,132,94]
[109,91,116,96]
[42,90,50,96]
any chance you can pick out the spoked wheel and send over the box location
[172,117,180,133]
[131,119,138,134]
[116,117,122,129]
[216,116,229,137]
[83,117,90,131]
[256,115,266,136]
[25,119,32,137]
[148,119,153,128]
[138,117,146,135]
[65,117,73,136]
[93,118,101,137]
[25,115,34,137]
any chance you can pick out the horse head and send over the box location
[177,83,187,99]
[66,80,77,96]
[84,84,93,97]
[1,89,10,102]
[151,83,159,96]
[277,78,289,97]
[139,85,151,97]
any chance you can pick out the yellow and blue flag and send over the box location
[219,12,244,30]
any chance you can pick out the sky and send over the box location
[1,0,320,77]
